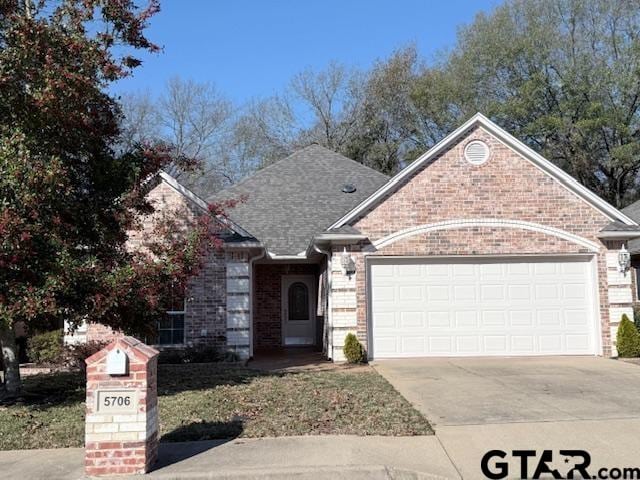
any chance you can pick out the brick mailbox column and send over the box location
[85,336,159,476]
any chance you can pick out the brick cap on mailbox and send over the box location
[85,336,159,365]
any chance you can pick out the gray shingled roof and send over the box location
[600,220,640,232]
[208,145,389,255]
[622,201,640,253]
[622,200,640,222]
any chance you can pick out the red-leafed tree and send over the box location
[0,0,228,398]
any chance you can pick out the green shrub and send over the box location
[158,349,187,364]
[184,345,222,363]
[27,329,64,365]
[343,333,366,364]
[223,350,241,363]
[616,314,640,358]
[158,345,223,364]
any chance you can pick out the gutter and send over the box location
[313,233,368,242]
[305,233,369,257]
[267,252,308,260]
[596,232,640,240]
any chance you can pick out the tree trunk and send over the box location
[0,325,21,398]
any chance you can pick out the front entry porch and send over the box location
[250,346,335,372]
[252,261,326,353]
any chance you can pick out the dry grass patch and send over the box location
[0,363,432,450]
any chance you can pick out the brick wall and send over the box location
[85,338,159,476]
[253,263,319,349]
[184,249,227,348]
[76,178,229,353]
[334,125,631,358]
[86,323,120,344]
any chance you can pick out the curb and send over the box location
[134,464,454,480]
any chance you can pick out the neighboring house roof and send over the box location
[208,145,389,256]
[622,200,640,222]
[328,113,639,230]
[622,200,640,253]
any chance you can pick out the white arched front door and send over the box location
[281,275,316,346]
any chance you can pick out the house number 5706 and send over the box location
[103,396,131,407]
[96,390,137,412]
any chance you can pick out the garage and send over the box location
[369,256,598,358]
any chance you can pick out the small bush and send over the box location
[64,341,109,372]
[184,345,221,363]
[616,314,640,358]
[223,350,241,363]
[158,345,223,364]
[343,333,366,364]
[158,349,187,364]
[27,330,63,365]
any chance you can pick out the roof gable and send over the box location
[329,113,637,229]
[158,171,254,239]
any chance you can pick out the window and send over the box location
[158,313,184,345]
[157,288,185,345]
[636,267,640,301]
[288,282,309,321]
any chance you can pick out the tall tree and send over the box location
[0,0,224,398]
[413,0,640,207]
[119,90,161,150]
[291,61,366,151]
[120,77,234,195]
[233,62,366,169]
[345,46,424,174]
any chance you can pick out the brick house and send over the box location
[67,113,640,361]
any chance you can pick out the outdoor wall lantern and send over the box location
[618,244,631,274]
[341,247,356,278]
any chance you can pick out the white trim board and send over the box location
[328,113,637,229]
[372,218,602,253]
[158,171,254,239]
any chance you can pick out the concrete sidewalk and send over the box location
[437,418,640,480]
[374,358,640,479]
[0,435,459,480]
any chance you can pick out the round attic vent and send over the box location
[342,183,356,193]
[464,140,490,165]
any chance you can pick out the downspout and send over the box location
[248,248,266,359]
[313,244,332,360]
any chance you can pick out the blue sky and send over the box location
[112,0,500,102]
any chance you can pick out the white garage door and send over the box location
[370,257,597,358]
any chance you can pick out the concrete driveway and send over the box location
[374,357,640,479]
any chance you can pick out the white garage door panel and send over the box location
[370,258,597,358]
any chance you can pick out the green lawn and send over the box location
[0,364,432,450]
